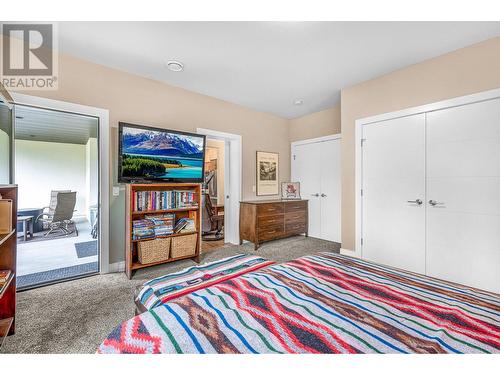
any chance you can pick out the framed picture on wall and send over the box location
[281,182,300,200]
[256,151,279,196]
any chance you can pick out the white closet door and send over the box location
[362,114,426,273]
[292,142,322,238]
[426,98,500,293]
[319,139,341,242]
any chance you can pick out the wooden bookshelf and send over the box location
[0,185,17,341]
[125,183,202,279]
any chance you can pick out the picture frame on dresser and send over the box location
[256,151,279,196]
[281,182,301,200]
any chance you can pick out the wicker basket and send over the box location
[170,233,198,258]
[138,237,171,264]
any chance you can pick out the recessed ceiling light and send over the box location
[293,99,303,106]
[166,60,184,72]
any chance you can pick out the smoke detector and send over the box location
[166,60,184,72]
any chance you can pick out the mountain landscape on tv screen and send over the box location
[123,130,203,158]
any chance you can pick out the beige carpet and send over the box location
[3,236,339,354]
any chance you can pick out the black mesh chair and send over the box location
[201,193,224,241]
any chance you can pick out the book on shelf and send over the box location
[0,270,11,283]
[133,190,197,212]
[0,270,12,290]
[174,218,196,233]
[147,214,175,236]
[132,219,156,240]
[132,214,175,240]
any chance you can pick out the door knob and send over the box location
[429,200,444,206]
[321,193,327,197]
[407,199,423,205]
[311,193,319,197]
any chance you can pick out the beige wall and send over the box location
[15,52,290,263]
[289,106,341,142]
[340,36,500,251]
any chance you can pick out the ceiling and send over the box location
[14,105,98,144]
[58,22,500,119]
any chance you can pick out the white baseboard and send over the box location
[340,248,360,258]
[107,261,125,273]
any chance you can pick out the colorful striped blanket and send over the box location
[135,254,274,312]
[99,253,500,353]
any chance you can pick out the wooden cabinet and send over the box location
[125,183,201,279]
[0,185,17,343]
[239,200,308,250]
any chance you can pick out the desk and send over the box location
[214,204,224,216]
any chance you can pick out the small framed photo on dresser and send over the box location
[256,151,279,196]
[281,182,301,200]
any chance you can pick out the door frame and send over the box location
[197,127,242,245]
[291,133,342,242]
[10,93,111,273]
[354,87,500,258]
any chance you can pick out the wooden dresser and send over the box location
[239,199,308,249]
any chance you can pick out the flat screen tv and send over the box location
[118,122,206,183]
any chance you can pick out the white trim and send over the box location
[357,88,500,126]
[340,248,359,258]
[197,127,242,245]
[290,133,341,147]
[109,261,125,273]
[0,93,13,109]
[11,93,111,273]
[354,87,500,259]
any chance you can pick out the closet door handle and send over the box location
[321,193,327,197]
[429,200,445,206]
[407,199,423,205]
[311,193,319,197]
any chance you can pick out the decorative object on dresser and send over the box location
[125,183,202,279]
[239,199,308,250]
[256,151,279,196]
[281,182,300,200]
[0,185,17,347]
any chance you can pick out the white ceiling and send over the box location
[15,105,98,144]
[58,22,500,119]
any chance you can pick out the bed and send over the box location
[98,252,500,354]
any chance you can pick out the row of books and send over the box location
[132,215,195,240]
[0,269,12,291]
[133,190,197,212]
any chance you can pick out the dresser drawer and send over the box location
[258,214,283,228]
[257,203,284,216]
[284,200,307,212]
[259,225,285,240]
[285,211,307,225]
[285,222,307,234]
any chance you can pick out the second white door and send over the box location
[292,137,341,243]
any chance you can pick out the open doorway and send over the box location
[13,105,100,289]
[202,139,226,252]
[197,128,242,254]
